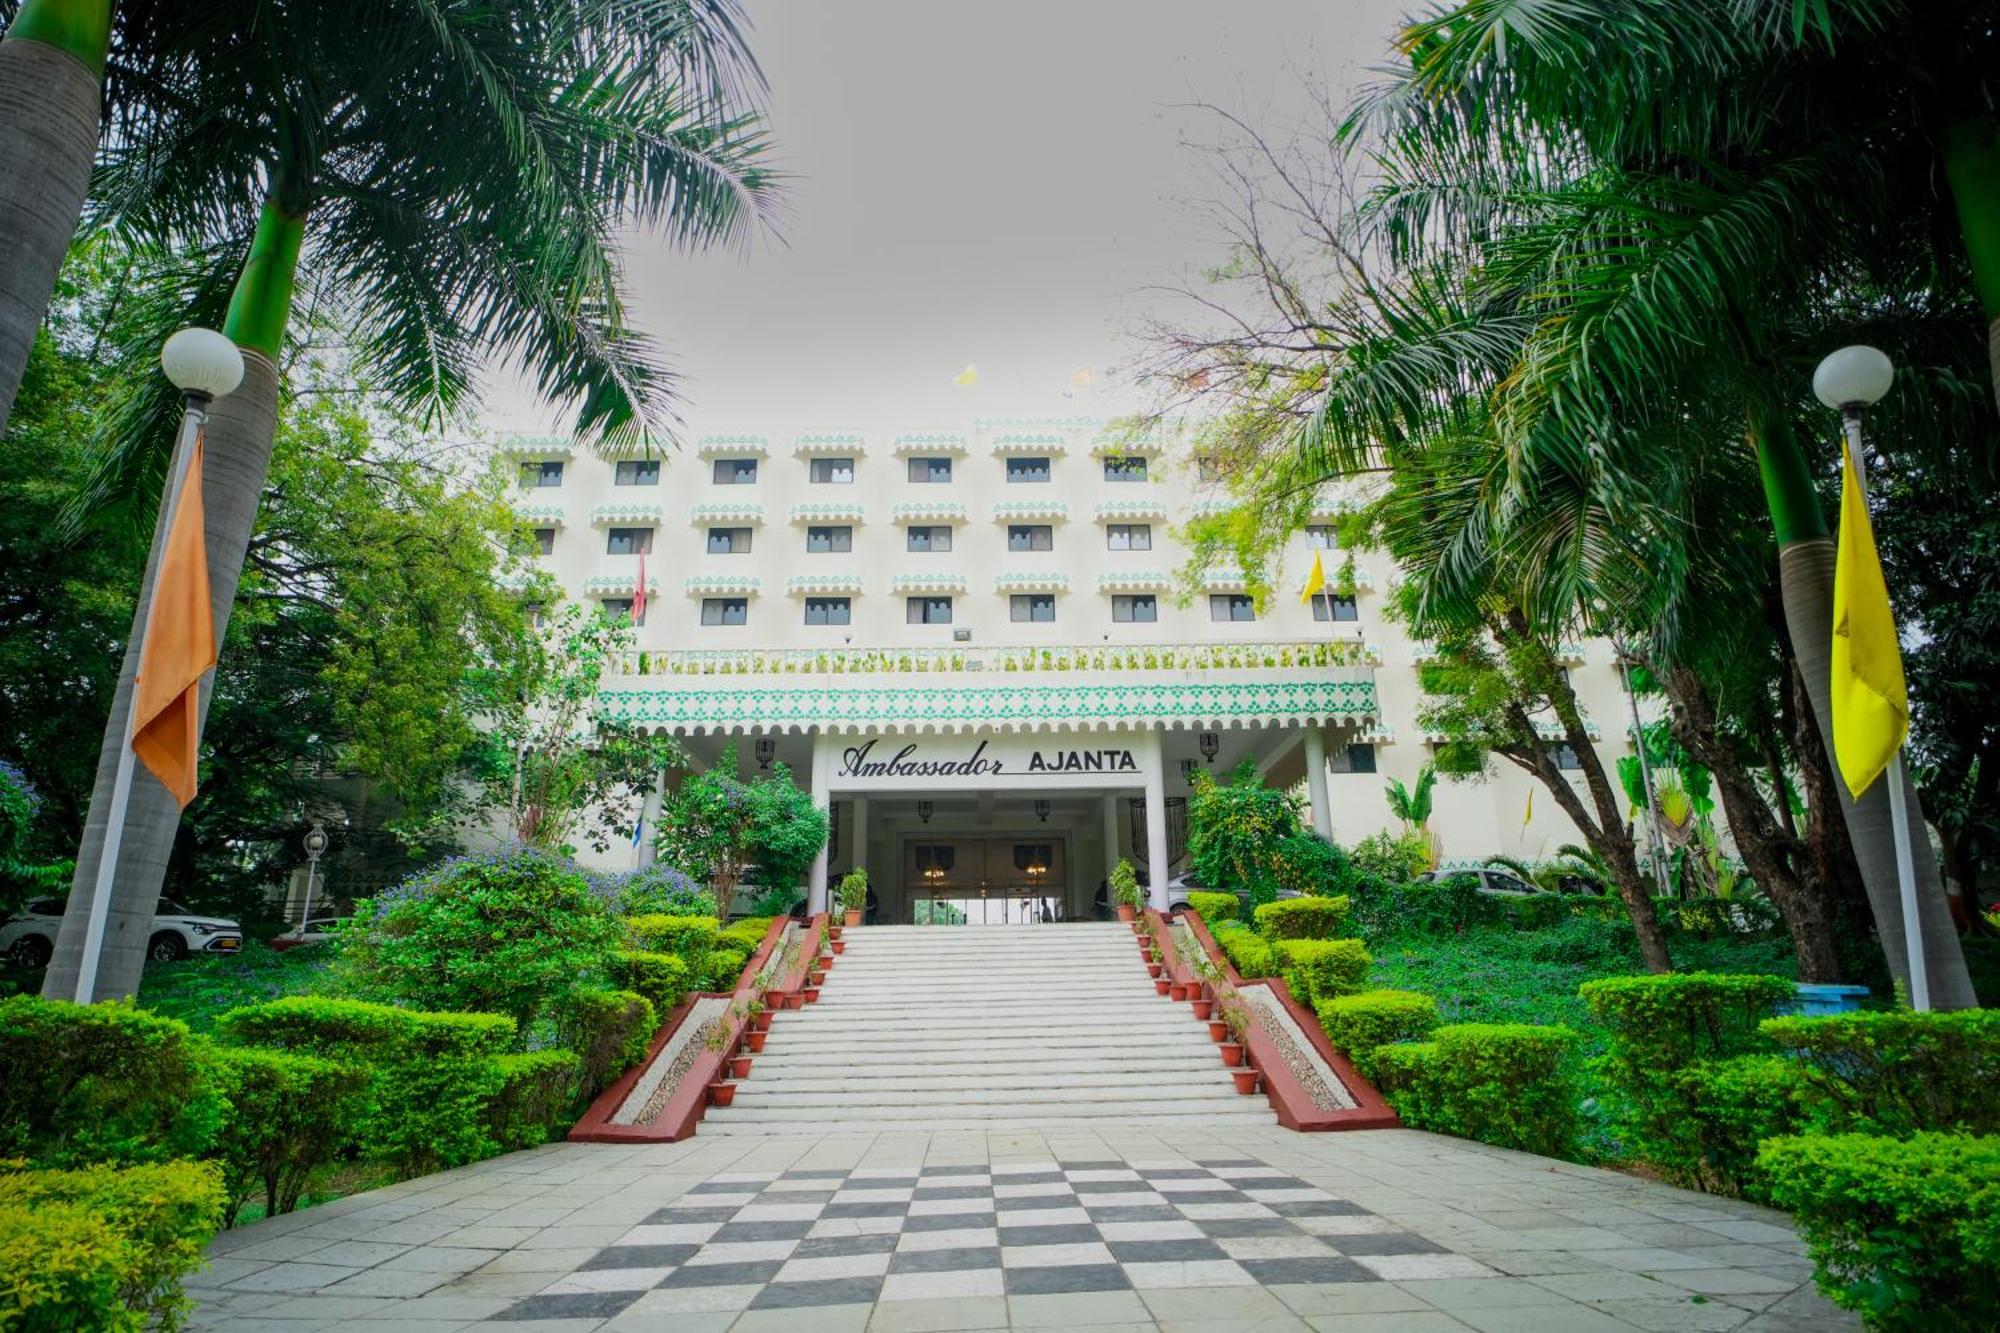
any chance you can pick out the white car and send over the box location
[1413,868,1542,897]
[0,897,244,968]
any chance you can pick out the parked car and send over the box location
[0,897,243,969]
[271,915,345,948]
[1160,873,1304,915]
[1413,868,1543,897]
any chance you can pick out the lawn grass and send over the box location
[134,940,338,1032]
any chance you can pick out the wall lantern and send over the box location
[1179,759,1197,782]
[1198,731,1220,764]
[1034,799,1051,822]
[917,800,934,824]
[754,736,775,770]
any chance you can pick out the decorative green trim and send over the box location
[994,572,1070,594]
[582,574,659,595]
[793,430,865,455]
[1748,404,1829,545]
[992,500,1068,522]
[891,432,967,456]
[1097,571,1173,592]
[889,573,968,595]
[222,201,307,360]
[6,0,110,74]
[789,502,866,524]
[1945,116,2000,323]
[890,502,967,524]
[689,502,764,524]
[786,574,865,596]
[591,503,664,525]
[513,502,566,525]
[992,432,1067,455]
[696,433,769,457]
[599,677,1380,730]
[1095,499,1168,522]
[685,574,761,596]
[496,435,574,461]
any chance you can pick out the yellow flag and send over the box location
[1830,434,1909,798]
[1299,550,1327,606]
[953,364,978,386]
[1522,788,1533,829]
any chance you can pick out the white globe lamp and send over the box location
[1812,345,1894,412]
[160,327,245,400]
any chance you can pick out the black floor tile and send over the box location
[821,1200,909,1219]
[889,1246,1003,1273]
[656,1259,785,1288]
[912,1185,994,1201]
[1107,1238,1230,1263]
[1269,1199,1370,1218]
[1003,1263,1132,1295]
[1331,1231,1449,1256]
[904,1210,997,1232]
[645,1206,738,1225]
[1238,1255,1379,1284]
[577,1243,698,1270]
[707,1219,815,1244]
[1192,1216,1308,1238]
[996,1224,1101,1246]
[794,1233,900,1259]
[1084,1205,1182,1224]
[748,1275,884,1308]
[781,1168,852,1180]
[489,1291,641,1320]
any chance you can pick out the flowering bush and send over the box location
[589,863,715,917]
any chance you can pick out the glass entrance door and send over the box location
[906,837,1067,924]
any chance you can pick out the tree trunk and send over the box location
[1660,665,1842,982]
[44,353,284,1002]
[0,11,106,436]
[1777,538,1978,1008]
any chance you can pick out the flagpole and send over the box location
[74,397,207,1004]
[1841,408,1930,1011]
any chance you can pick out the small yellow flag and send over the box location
[1300,550,1327,606]
[953,364,978,386]
[1830,435,1909,798]
[1523,788,1533,829]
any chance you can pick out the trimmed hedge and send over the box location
[1372,1022,1578,1158]
[698,946,751,992]
[1255,895,1351,941]
[0,1160,226,1332]
[1314,989,1437,1077]
[1186,890,1239,924]
[202,1046,370,1225]
[1649,1054,1808,1199]
[625,913,720,959]
[0,996,223,1168]
[1273,938,1371,1006]
[485,1050,586,1151]
[1763,1009,2000,1137]
[718,917,775,956]
[556,989,656,1098]
[1580,972,1795,1076]
[1759,1133,2000,1330]
[217,997,514,1179]
[609,950,692,1019]
[1210,920,1278,978]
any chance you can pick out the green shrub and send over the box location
[485,1049,586,1151]
[1348,830,1434,881]
[608,950,691,1018]
[625,913,721,959]
[1274,938,1371,1006]
[1654,895,1782,937]
[333,848,621,1039]
[836,868,869,916]
[590,864,715,917]
[0,996,223,1167]
[1211,919,1279,978]
[1272,833,1351,897]
[1491,894,1572,931]
[1256,895,1351,940]
[217,996,514,1178]
[202,1046,370,1226]
[1648,1054,1809,1199]
[554,989,656,1098]
[1315,989,1438,1077]
[1185,890,1239,924]
[699,946,751,991]
[1372,1022,1579,1159]
[718,918,774,955]
[1347,875,1498,939]
[1580,972,1795,1076]
[1758,1133,2000,1330]
[0,1160,226,1332]
[1763,1009,2000,1137]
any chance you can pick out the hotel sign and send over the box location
[833,734,1147,789]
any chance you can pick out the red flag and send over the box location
[632,550,647,625]
[132,436,217,808]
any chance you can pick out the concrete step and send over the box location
[702,1108,1277,1129]
[738,1069,1241,1093]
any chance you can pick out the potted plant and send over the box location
[1110,858,1144,923]
[837,868,868,927]
[730,1051,754,1080]
[1230,1067,1261,1095]
[1168,980,1189,1002]
[708,1080,739,1107]
[1206,1017,1230,1043]
[1153,975,1172,996]
[1218,994,1251,1066]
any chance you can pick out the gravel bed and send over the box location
[1240,984,1358,1110]
[613,995,726,1126]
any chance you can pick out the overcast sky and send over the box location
[480,0,1410,442]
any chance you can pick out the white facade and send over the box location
[500,419,1645,917]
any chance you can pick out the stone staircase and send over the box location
[702,922,1277,1133]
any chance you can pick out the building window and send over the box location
[906,596,954,625]
[806,525,852,553]
[1010,593,1056,623]
[700,597,748,626]
[614,459,660,486]
[519,460,564,488]
[906,525,953,552]
[524,602,546,628]
[1196,456,1224,482]
[1328,742,1377,774]
[804,597,851,625]
[711,457,758,485]
[600,596,644,626]
[532,527,555,555]
[1311,592,1359,622]
[1005,456,1051,484]
[1103,455,1148,482]
[1305,524,1339,549]
[1112,594,1157,623]
[706,526,752,554]
[907,457,952,484]
[1007,524,1053,552]
[809,457,854,484]
[1210,593,1256,622]
[1106,523,1152,551]
[605,527,654,555]
[1549,741,1585,771]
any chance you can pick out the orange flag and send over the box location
[131,437,217,808]
[632,551,648,624]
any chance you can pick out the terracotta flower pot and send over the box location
[1145,962,1163,979]
[828,925,843,941]
[1154,979,1171,996]
[1168,983,1188,1002]
[708,1081,737,1107]
[831,939,846,954]
[1231,1069,1260,1095]
[808,970,826,987]
[1117,903,1136,923]
[1220,1042,1245,1067]
[783,992,804,1010]
[1192,999,1214,1021]
[1207,1020,1230,1042]
[844,908,863,927]
[745,1030,767,1052]
[730,1054,753,1080]
[750,1012,772,1032]
[802,986,821,1004]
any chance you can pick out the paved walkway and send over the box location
[187,1127,1854,1332]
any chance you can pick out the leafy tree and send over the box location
[745,767,828,893]
[1383,764,1440,870]
[1187,760,1306,906]
[653,746,826,898]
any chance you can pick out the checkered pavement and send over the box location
[487,1158,1493,1321]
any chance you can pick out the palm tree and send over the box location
[1383,762,1440,871]
[43,0,775,1002]
[0,0,110,436]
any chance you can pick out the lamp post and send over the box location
[73,328,243,1004]
[297,821,329,936]
[1811,345,1927,1011]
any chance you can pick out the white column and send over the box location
[637,768,666,867]
[807,732,833,914]
[1140,730,1171,912]
[850,796,869,877]
[1102,792,1122,881]
[1303,726,1334,841]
